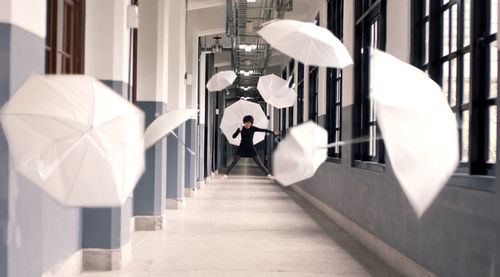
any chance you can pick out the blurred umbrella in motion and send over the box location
[220,100,269,146]
[144,108,198,150]
[257,74,297,109]
[0,75,145,207]
[273,122,327,186]
[206,70,237,92]
[370,49,459,217]
[258,19,353,68]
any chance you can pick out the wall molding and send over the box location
[291,185,437,277]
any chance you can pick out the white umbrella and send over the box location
[258,19,353,68]
[370,49,459,217]
[273,122,327,186]
[206,70,237,92]
[220,100,269,146]
[0,75,145,207]
[257,74,297,108]
[144,108,198,149]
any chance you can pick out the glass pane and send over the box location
[462,110,469,162]
[488,106,497,163]
[492,0,498,35]
[442,61,450,100]
[371,21,378,49]
[425,0,430,16]
[336,106,341,127]
[425,21,430,64]
[451,4,458,53]
[443,0,449,4]
[450,59,457,107]
[490,42,498,99]
[464,0,471,46]
[369,127,374,157]
[335,131,340,153]
[463,52,471,104]
[443,10,450,56]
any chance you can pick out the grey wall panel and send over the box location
[197,124,205,182]
[185,119,197,188]
[134,101,166,216]
[82,208,112,249]
[0,22,10,277]
[101,79,128,99]
[299,105,500,277]
[166,125,185,199]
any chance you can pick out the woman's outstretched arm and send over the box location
[232,128,241,138]
[253,127,280,135]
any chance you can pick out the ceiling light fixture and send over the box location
[211,36,222,54]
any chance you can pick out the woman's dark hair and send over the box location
[243,115,254,124]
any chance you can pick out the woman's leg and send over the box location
[252,155,270,175]
[225,155,241,175]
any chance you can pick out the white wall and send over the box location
[167,0,187,110]
[0,0,46,38]
[85,0,131,84]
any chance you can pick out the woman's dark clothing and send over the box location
[225,126,274,175]
[232,126,273,157]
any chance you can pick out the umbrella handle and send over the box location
[170,131,196,156]
[316,135,383,149]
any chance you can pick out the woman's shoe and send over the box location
[219,174,228,180]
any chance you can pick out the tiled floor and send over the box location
[79,159,401,276]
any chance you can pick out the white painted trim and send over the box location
[41,250,82,277]
[187,0,225,11]
[291,185,437,277]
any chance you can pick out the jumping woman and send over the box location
[220,115,280,180]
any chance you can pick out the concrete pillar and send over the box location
[165,0,188,209]
[134,0,169,227]
[81,0,133,271]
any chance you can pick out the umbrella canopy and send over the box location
[0,75,145,207]
[370,49,459,217]
[258,19,353,68]
[144,108,198,149]
[220,100,269,146]
[206,70,237,92]
[257,74,297,108]
[273,122,327,186]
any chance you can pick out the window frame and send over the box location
[353,0,387,170]
[411,0,498,180]
[297,62,305,124]
[45,0,85,74]
[326,0,344,160]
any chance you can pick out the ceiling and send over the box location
[191,0,322,98]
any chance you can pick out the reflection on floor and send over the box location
[79,158,401,276]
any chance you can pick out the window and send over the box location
[297,62,305,124]
[354,0,386,166]
[281,68,287,135]
[309,66,319,122]
[412,0,497,176]
[327,0,344,159]
[45,0,85,74]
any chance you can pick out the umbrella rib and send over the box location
[19,133,86,169]
[93,111,142,130]
[63,139,91,204]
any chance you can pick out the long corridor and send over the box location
[79,160,401,277]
